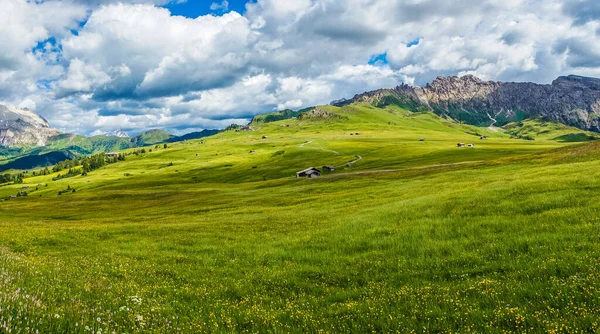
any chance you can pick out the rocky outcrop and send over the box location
[0,105,60,147]
[334,75,600,131]
[298,107,346,120]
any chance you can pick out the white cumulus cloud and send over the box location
[1,0,600,135]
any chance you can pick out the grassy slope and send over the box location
[0,130,176,166]
[1,104,600,332]
[505,118,600,142]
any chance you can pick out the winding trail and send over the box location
[324,160,483,178]
[486,111,500,132]
[299,141,341,155]
[336,155,363,168]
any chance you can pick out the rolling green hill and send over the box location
[1,103,600,332]
[505,118,600,142]
[250,106,315,123]
[0,129,220,172]
[0,150,75,172]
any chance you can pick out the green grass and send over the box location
[0,130,176,167]
[505,118,600,142]
[1,104,600,332]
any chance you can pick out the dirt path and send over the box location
[324,160,483,178]
[336,155,362,168]
[299,141,341,155]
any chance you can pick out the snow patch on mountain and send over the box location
[90,129,130,138]
[0,105,60,146]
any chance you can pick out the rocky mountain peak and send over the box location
[427,75,484,89]
[552,75,600,90]
[0,105,52,128]
[0,105,60,147]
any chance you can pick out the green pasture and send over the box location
[1,104,600,332]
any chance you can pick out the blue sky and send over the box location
[164,0,251,17]
[1,0,600,135]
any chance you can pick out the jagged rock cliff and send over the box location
[0,105,60,147]
[334,75,600,131]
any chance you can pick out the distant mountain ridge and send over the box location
[5,74,600,170]
[333,74,600,132]
[0,151,76,172]
[91,129,130,138]
[0,105,221,170]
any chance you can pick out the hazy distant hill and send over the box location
[0,106,221,170]
[0,151,75,172]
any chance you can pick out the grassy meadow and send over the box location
[1,104,600,332]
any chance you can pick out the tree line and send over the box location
[50,153,126,181]
[3,144,163,186]
[0,173,23,184]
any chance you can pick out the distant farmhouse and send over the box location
[106,152,120,159]
[323,165,335,172]
[296,167,322,178]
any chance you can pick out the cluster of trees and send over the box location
[58,184,76,195]
[52,153,123,174]
[31,167,51,177]
[53,168,82,181]
[6,147,141,188]
[0,173,24,184]
[47,152,125,181]
[133,148,150,155]
[3,190,27,201]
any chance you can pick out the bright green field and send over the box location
[1,104,600,332]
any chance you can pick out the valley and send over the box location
[4,0,600,331]
[1,103,600,332]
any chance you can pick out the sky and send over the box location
[1,0,600,135]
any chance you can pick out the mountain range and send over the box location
[4,73,600,170]
[333,74,600,131]
[0,106,219,171]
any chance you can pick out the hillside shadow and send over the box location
[552,133,598,142]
